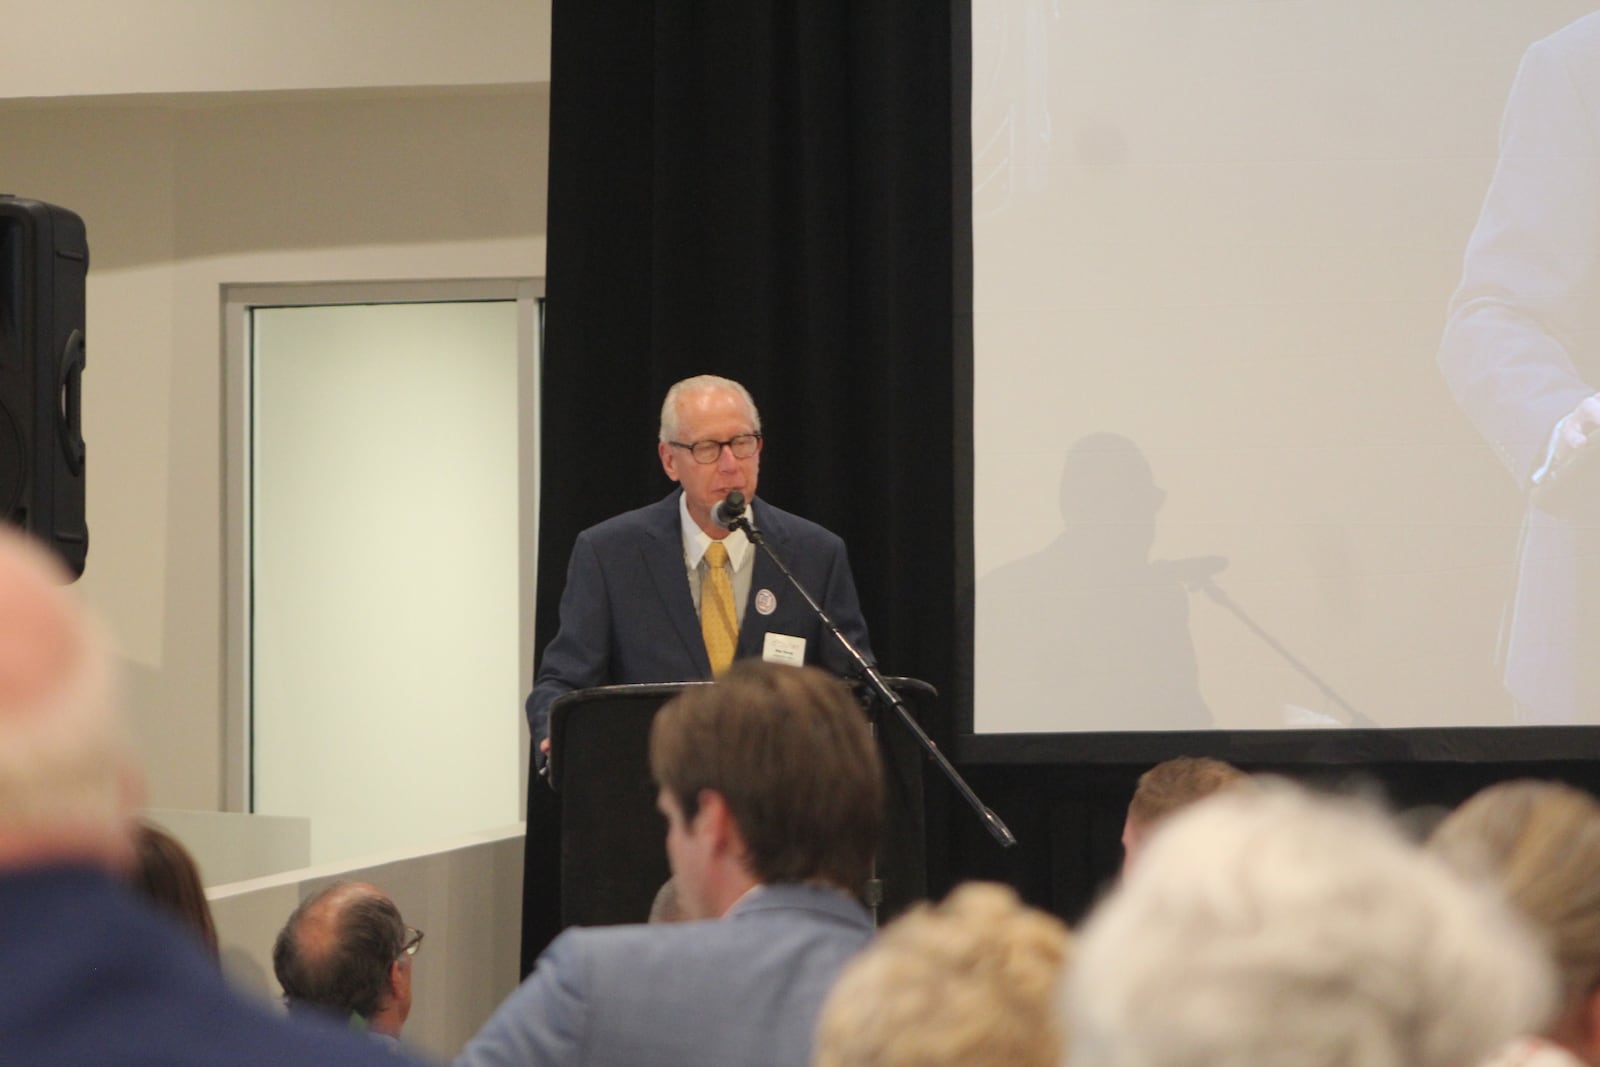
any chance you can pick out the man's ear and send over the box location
[695,789,747,859]
[388,957,409,999]
[659,440,680,482]
[694,789,727,833]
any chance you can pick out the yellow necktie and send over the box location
[701,541,738,676]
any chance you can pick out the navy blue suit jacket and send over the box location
[0,865,428,1067]
[526,491,872,743]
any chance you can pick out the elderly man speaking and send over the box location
[526,374,873,761]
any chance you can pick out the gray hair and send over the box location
[0,528,127,842]
[1065,782,1554,1067]
[658,375,761,444]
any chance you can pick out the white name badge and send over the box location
[762,632,807,666]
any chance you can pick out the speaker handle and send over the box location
[57,329,85,476]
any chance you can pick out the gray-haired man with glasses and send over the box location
[526,374,873,762]
[274,881,422,1048]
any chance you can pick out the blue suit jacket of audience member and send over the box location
[0,865,431,1067]
[453,883,874,1067]
[526,490,874,745]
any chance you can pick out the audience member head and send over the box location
[1121,756,1248,871]
[0,527,138,873]
[130,819,218,958]
[1067,782,1554,1067]
[649,661,883,919]
[1429,780,1600,1063]
[814,882,1072,1067]
[273,881,420,1037]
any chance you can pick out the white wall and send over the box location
[0,0,550,98]
[146,807,311,884]
[0,7,550,809]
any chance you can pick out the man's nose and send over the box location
[716,443,740,471]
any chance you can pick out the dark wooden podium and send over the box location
[546,676,938,929]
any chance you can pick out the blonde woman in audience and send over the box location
[813,882,1071,1067]
[1430,781,1600,1067]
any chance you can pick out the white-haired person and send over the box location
[1430,780,1600,1067]
[813,882,1071,1067]
[0,528,424,1066]
[1064,782,1554,1067]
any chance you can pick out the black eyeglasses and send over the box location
[398,926,424,958]
[668,433,762,465]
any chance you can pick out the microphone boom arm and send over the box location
[727,512,1017,849]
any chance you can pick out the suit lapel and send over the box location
[642,492,713,676]
[739,502,789,659]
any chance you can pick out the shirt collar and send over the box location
[721,882,767,916]
[678,492,753,570]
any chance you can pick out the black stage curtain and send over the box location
[524,2,968,969]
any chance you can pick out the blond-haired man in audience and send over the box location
[1121,756,1249,870]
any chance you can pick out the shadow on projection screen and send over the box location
[971,1,1600,735]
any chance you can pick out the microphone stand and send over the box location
[726,508,1017,850]
[1184,573,1378,729]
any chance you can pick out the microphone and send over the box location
[713,490,747,530]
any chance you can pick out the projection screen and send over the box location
[971,1,1600,740]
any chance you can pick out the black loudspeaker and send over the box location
[0,196,88,578]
